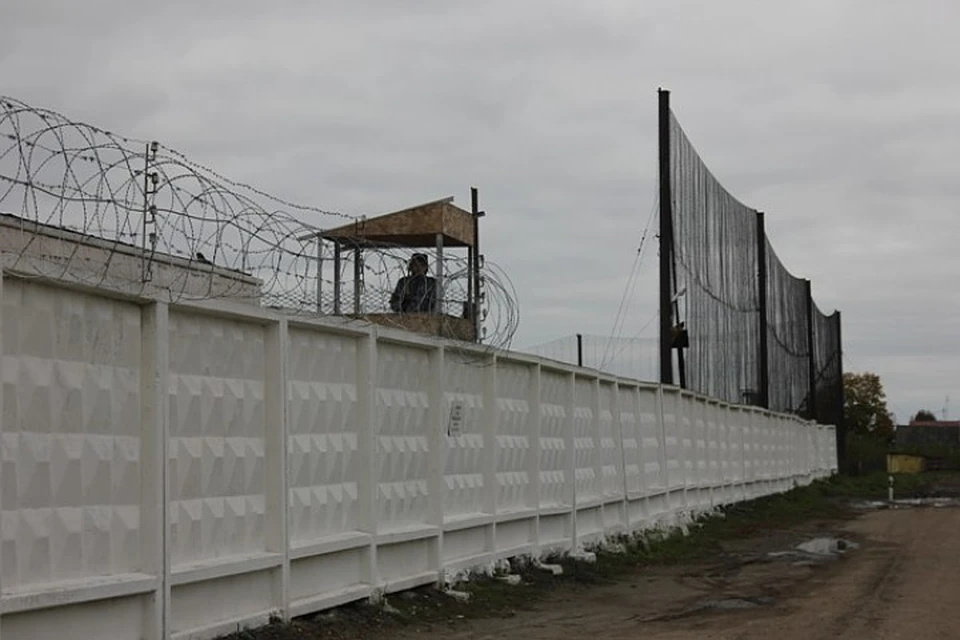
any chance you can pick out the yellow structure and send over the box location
[886,453,926,475]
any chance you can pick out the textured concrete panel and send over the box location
[715,406,730,483]
[598,383,621,499]
[494,362,532,512]
[728,408,745,483]
[707,404,721,485]
[661,390,682,488]
[573,378,598,503]
[442,354,485,519]
[639,387,664,492]
[170,570,274,637]
[287,328,359,542]
[743,416,756,482]
[693,399,708,488]
[538,370,569,508]
[1,279,141,589]
[620,386,643,495]
[375,342,431,530]
[290,547,366,602]
[167,311,266,567]
[679,396,695,488]
[3,593,147,640]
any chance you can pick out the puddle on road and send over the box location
[796,537,859,556]
[699,596,776,610]
[892,497,960,508]
[768,537,859,561]
[851,497,960,511]
[642,595,779,622]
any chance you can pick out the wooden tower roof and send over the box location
[319,197,476,248]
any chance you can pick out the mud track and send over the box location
[233,500,960,639]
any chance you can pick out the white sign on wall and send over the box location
[448,399,465,437]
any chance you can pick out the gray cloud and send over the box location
[3,0,958,421]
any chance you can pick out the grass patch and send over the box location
[561,479,848,583]
[818,470,953,499]
[562,471,960,583]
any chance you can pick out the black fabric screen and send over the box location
[663,97,842,427]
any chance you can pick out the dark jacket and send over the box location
[389,275,437,313]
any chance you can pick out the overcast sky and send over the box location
[3,0,957,422]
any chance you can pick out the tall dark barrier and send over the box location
[765,238,810,416]
[657,89,844,461]
[663,97,762,405]
[812,306,843,428]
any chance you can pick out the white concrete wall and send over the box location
[0,275,838,640]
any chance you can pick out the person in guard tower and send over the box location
[389,252,437,313]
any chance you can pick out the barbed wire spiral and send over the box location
[0,95,519,351]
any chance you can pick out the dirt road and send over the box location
[239,500,960,640]
[380,506,960,640]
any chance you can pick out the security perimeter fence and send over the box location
[657,89,844,458]
[523,334,658,382]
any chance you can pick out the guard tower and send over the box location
[307,190,485,342]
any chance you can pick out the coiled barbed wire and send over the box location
[0,95,519,351]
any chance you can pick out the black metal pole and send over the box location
[658,88,674,386]
[435,233,444,315]
[333,242,342,315]
[805,279,817,421]
[141,143,151,282]
[577,333,583,368]
[471,187,483,343]
[467,244,473,322]
[835,311,846,470]
[316,237,323,314]
[353,245,362,315]
[756,211,769,409]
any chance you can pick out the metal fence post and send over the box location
[805,280,817,421]
[756,211,769,409]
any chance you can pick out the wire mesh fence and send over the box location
[522,333,659,381]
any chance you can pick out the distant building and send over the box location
[895,420,960,448]
[0,212,263,304]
